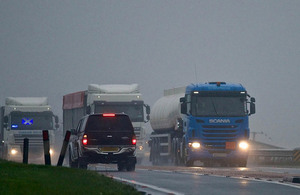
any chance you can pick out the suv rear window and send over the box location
[85,115,133,132]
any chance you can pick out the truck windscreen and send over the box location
[10,112,54,130]
[191,95,247,117]
[95,104,144,122]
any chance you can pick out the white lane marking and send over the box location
[138,169,300,190]
[176,171,300,190]
[112,176,185,195]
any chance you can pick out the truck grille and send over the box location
[14,134,43,146]
[202,125,238,150]
[134,127,141,139]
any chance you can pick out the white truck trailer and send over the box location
[0,97,59,161]
[63,84,150,163]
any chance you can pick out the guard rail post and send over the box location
[23,138,29,164]
[57,130,71,166]
[43,130,51,165]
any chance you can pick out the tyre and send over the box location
[203,161,212,167]
[1,146,8,160]
[125,156,136,171]
[68,149,78,168]
[126,162,136,172]
[78,162,87,169]
[238,159,247,167]
[117,162,126,171]
[152,139,160,165]
[185,159,194,167]
[78,157,87,169]
[183,143,193,167]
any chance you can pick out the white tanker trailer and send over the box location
[150,90,184,132]
[149,87,186,165]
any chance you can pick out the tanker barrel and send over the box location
[150,93,184,132]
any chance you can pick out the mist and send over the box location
[1,0,300,149]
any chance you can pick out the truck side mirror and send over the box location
[180,97,185,103]
[4,116,8,123]
[144,104,150,122]
[250,102,256,115]
[145,105,150,115]
[54,116,59,123]
[181,103,187,114]
[249,97,256,115]
[86,106,91,114]
[3,116,8,129]
[180,97,187,114]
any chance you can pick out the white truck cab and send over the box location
[0,97,59,162]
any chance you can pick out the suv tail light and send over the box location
[132,135,137,145]
[103,113,115,117]
[82,134,88,145]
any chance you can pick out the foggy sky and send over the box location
[1,0,300,149]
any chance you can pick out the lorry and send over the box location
[63,84,150,163]
[149,82,255,167]
[0,97,59,162]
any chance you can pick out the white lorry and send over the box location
[0,97,59,162]
[63,84,150,163]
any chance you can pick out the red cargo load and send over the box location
[63,91,85,109]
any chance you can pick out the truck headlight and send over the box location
[10,149,18,155]
[139,146,143,151]
[239,141,249,150]
[189,142,201,149]
[50,149,54,155]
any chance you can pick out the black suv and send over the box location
[68,113,137,171]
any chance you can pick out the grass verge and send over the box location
[0,159,140,195]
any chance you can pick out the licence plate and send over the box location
[101,147,119,152]
[226,142,236,149]
[213,153,227,157]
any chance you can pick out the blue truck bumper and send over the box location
[188,148,248,162]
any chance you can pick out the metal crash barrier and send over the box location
[248,149,300,165]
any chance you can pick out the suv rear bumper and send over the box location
[80,146,136,164]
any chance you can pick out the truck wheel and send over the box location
[203,161,212,167]
[183,152,193,166]
[238,159,247,167]
[174,144,181,166]
[182,143,193,166]
[2,146,8,160]
[185,160,194,167]
[152,139,160,165]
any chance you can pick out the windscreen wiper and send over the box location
[210,97,219,116]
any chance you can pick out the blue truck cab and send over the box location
[180,82,255,166]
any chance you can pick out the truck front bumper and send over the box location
[188,148,249,162]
